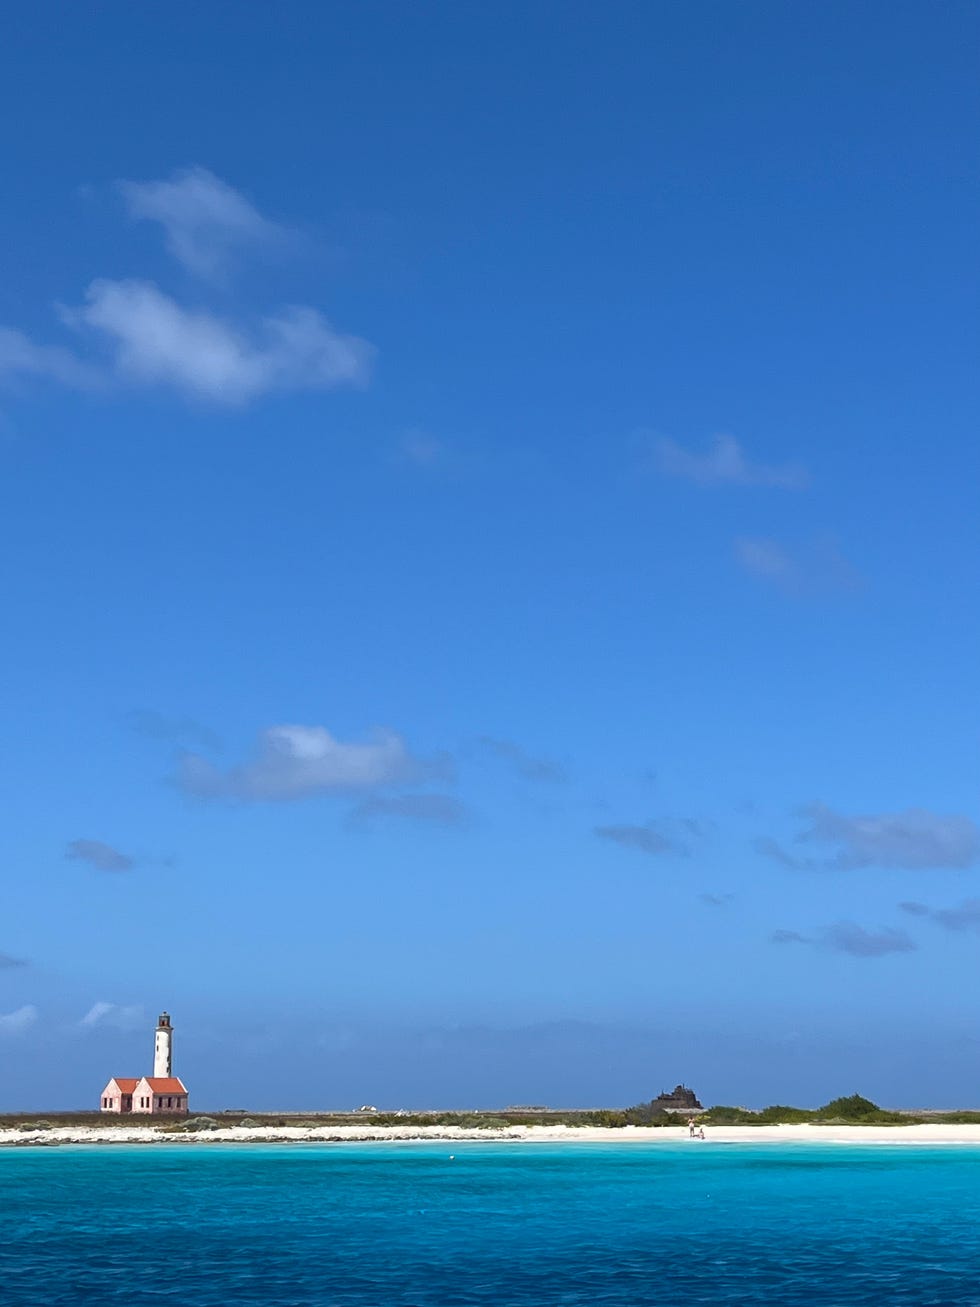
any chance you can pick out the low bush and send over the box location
[815,1095,879,1120]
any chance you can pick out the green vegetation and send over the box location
[581,1101,677,1128]
[815,1095,879,1120]
[4,1096,980,1133]
[700,1095,937,1126]
[698,1106,767,1125]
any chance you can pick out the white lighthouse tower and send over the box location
[153,1011,173,1078]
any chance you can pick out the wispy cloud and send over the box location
[754,836,801,869]
[0,953,27,969]
[771,922,915,957]
[178,723,451,802]
[771,928,810,945]
[0,327,99,389]
[349,793,468,825]
[735,536,861,595]
[900,899,980,932]
[757,804,980,872]
[0,1005,39,1036]
[821,922,916,957]
[118,166,289,279]
[61,279,372,404]
[78,1002,145,1031]
[1,169,374,410]
[735,537,798,584]
[66,839,134,872]
[127,709,222,752]
[594,822,677,856]
[397,432,446,466]
[655,433,807,489]
[478,737,566,783]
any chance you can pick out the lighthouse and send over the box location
[100,1009,188,1114]
[153,1011,173,1077]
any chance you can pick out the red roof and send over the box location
[108,1078,139,1093]
[141,1077,187,1094]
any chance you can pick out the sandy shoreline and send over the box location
[6,1123,980,1147]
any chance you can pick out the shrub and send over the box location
[699,1106,760,1125]
[756,1105,813,1124]
[622,1101,681,1126]
[583,1110,629,1127]
[815,1095,879,1120]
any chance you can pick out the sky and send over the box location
[0,1,977,1112]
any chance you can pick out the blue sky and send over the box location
[1,2,978,1111]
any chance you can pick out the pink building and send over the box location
[132,1076,189,1114]
[100,1077,138,1113]
[99,1011,189,1114]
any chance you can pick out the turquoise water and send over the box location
[4,1142,980,1304]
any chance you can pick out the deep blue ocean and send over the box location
[4,1142,980,1305]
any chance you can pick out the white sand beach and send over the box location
[6,1123,980,1147]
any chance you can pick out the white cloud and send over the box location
[178,724,451,801]
[655,434,807,488]
[350,793,468,824]
[758,805,980,872]
[771,924,916,957]
[78,1002,144,1031]
[734,536,861,595]
[2,169,373,410]
[0,326,97,389]
[119,166,288,279]
[901,899,980,931]
[62,279,372,404]
[820,922,916,957]
[0,1005,39,1036]
[398,432,445,466]
[734,537,798,583]
[478,737,566,782]
[802,804,980,871]
[66,839,133,872]
[594,822,677,856]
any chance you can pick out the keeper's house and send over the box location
[100,1077,137,1113]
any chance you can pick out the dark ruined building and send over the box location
[653,1084,703,1111]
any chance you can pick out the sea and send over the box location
[4,1141,980,1305]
